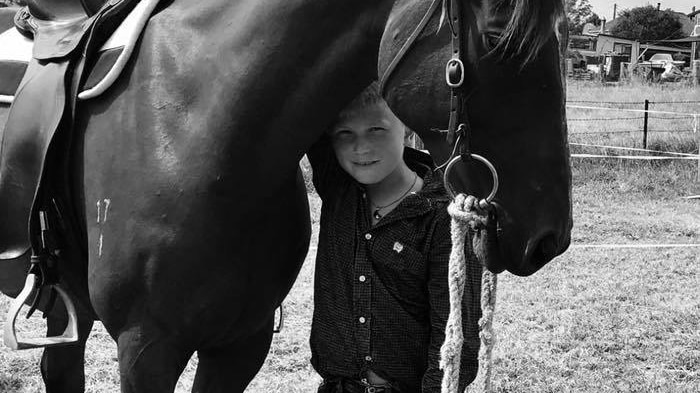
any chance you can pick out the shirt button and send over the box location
[359,275,366,282]
[365,355,373,362]
[364,233,372,240]
[359,316,366,324]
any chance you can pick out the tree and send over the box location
[610,6,685,41]
[566,0,601,35]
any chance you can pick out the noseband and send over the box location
[378,0,498,202]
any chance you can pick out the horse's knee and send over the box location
[117,327,192,393]
[193,320,274,393]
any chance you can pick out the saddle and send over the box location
[0,0,161,349]
[25,0,111,21]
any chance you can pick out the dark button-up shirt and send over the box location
[308,142,482,393]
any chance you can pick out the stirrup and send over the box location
[3,273,79,350]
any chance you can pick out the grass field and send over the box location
[1,81,699,392]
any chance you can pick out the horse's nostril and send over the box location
[530,233,559,269]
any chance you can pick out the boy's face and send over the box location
[330,101,406,185]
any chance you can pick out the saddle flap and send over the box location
[0,59,68,261]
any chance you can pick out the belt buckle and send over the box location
[360,378,375,393]
[360,378,382,393]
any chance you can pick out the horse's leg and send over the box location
[116,326,194,393]
[41,316,94,393]
[191,318,273,393]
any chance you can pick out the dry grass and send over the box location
[1,81,699,392]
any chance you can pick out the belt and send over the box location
[321,377,395,393]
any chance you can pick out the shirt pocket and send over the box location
[371,237,429,317]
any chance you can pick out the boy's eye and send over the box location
[333,130,353,139]
[369,127,386,133]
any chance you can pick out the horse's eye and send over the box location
[483,31,502,52]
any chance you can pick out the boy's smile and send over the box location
[330,102,407,186]
[353,160,379,166]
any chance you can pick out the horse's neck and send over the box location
[129,0,394,181]
[195,0,395,164]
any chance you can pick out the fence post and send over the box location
[643,99,649,149]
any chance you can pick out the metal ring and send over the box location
[443,153,499,201]
[445,58,465,88]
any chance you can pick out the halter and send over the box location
[378,0,498,203]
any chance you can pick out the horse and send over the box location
[0,0,571,392]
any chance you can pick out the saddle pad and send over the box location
[80,0,161,99]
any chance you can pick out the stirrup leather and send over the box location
[3,273,79,350]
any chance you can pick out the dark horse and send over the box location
[0,0,571,391]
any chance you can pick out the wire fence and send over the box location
[568,100,700,105]
[567,100,700,181]
[566,99,700,149]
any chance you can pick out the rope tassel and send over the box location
[469,270,497,393]
[441,194,498,393]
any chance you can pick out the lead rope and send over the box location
[440,194,498,393]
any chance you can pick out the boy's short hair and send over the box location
[330,81,413,139]
[337,81,384,121]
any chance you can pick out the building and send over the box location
[571,5,700,66]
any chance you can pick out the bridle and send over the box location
[378,0,498,202]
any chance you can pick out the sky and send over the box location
[588,0,698,20]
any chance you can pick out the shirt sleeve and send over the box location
[421,207,482,393]
[306,136,349,200]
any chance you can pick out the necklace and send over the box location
[372,172,418,220]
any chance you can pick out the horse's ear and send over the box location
[495,0,565,65]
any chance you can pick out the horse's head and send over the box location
[378,0,571,276]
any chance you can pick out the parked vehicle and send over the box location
[648,53,685,67]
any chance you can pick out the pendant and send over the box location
[373,209,382,220]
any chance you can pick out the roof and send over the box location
[655,35,700,43]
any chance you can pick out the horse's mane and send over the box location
[492,0,565,65]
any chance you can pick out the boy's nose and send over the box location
[352,138,372,154]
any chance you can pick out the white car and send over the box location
[648,53,685,67]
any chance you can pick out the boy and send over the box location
[308,82,482,393]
